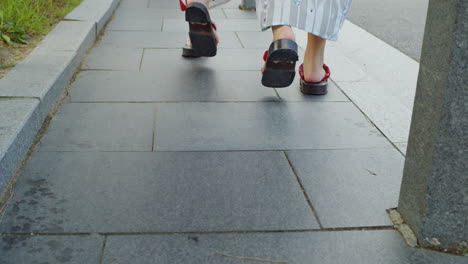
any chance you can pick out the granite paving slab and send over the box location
[286,148,405,228]
[236,31,273,49]
[0,100,41,195]
[113,7,226,19]
[276,79,349,102]
[223,8,257,19]
[141,49,272,71]
[98,31,241,48]
[38,103,154,151]
[162,19,261,32]
[82,47,143,71]
[395,142,408,155]
[154,102,390,151]
[107,16,163,31]
[0,235,103,264]
[0,151,319,233]
[102,231,468,264]
[71,71,279,102]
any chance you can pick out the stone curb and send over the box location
[0,0,121,198]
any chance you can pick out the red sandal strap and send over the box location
[179,0,187,11]
[299,64,331,83]
[263,50,268,62]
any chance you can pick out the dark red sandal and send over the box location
[262,39,299,88]
[299,64,331,95]
[181,1,217,57]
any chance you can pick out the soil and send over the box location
[0,36,43,79]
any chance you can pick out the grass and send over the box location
[0,0,83,45]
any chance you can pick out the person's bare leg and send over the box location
[303,33,326,83]
[261,25,295,72]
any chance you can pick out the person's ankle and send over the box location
[302,61,326,83]
[272,26,295,41]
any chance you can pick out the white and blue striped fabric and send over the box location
[209,0,351,40]
[257,0,352,40]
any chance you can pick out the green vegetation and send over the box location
[0,0,82,45]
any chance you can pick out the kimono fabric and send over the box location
[181,0,352,41]
[257,0,352,40]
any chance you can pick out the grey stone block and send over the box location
[0,100,41,196]
[0,50,81,120]
[102,231,468,264]
[154,102,390,151]
[38,103,154,151]
[99,31,242,48]
[286,148,405,228]
[223,8,257,19]
[0,151,318,233]
[0,235,103,264]
[395,142,407,155]
[398,0,468,249]
[141,49,265,71]
[35,21,96,58]
[276,79,349,102]
[71,70,278,102]
[82,47,143,71]
[236,31,273,48]
[113,7,226,19]
[107,16,163,31]
[66,0,120,34]
[163,18,261,32]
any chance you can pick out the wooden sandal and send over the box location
[299,64,331,95]
[261,39,299,88]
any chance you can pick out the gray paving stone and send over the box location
[107,16,163,31]
[102,231,468,264]
[0,151,318,233]
[0,100,41,196]
[236,31,273,48]
[99,31,241,48]
[38,103,154,151]
[395,142,407,155]
[154,102,390,151]
[82,47,143,70]
[118,0,149,9]
[36,21,96,57]
[65,0,119,34]
[286,149,405,228]
[163,18,261,32]
[71,70,278,102]
[141,49,265,71]
[0,235,103,264]
[0,50,80,120]
[276,79,349,102]
[113,7,226,19]
[223,8,257,19]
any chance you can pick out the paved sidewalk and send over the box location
[0,0,467,263]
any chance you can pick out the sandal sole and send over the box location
[185,3,217,57]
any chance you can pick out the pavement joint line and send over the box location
[329,79,405,157]
[139,48,146,71]
[66,100,350,103]
[283,151,324,229]
[99,235,108,264]
[272,88,283,101]
[0,97,40,101]
[221,8,228,18]
[0,226,395,237]
[151,104,158,151]
[36,146,394,153]
[161,17,164,31]
[235,32,245,48]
